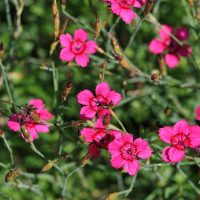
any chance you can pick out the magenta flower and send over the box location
[195,106,200,121]
[149,25,192,68]
[77,82,122,119]
[105,0,146,24]
[81,118,122,148]
[59,29,97,68]
[159,120,200,163]
[7,99,53,142]
[108,133,152,176]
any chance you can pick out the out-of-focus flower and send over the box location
[159,120,200,163]
[108,133,152,176]
[59,29,97,67]
[195,106,200,121]
[149,25,192,68]
[105,0,146,24]
[7,99,53,142]
[77,82,122,120]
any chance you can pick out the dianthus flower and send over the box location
[159,120,200,163]
[195,106,200,121]
[82,118,122,159]
[59,29,97,67]
[108,133,152,176]
[7,99,53,142]
[77,82,122,119]
[105,0,146,24]
[149,25,192,68]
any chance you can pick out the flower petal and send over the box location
[81,128,96,143]
[188,126,200,148]
[75,54,89,68]
[164,53,179,68]
[85,41,97,54]
[175,27,189,41]
[80,106,96,119]
[60,48,75,62]
[159,126,175,144]
[7,115,21,132]
[107,91,122,105]
[159,25,173,40]
[133,138,152,159]
[179,44,192,57]
[35,124,49,133]
[133,0,146,8]
[110,154,125,169]
[77,90,94,105]
[119,8,137,24]
[74,29,88,42]
[149,39,166,54]
[195,106,200,121]
[95,82,110,98]
[124,160,140,176]
[59,33,73,48]
[173,120,190,135]
[167,146,185,163]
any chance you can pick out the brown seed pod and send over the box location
[62,80,73,103]
[5,168,22,183]
[41,160,57,172]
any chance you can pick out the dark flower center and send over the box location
[171,133,190,150]
[120,142,137,161]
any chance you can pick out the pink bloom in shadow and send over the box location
[149,25,192,68]
[81,118,122,159]
[108,133,152,176]
[81,118,122,148]
[59,29,97,68]
[195,106,200,121]
[7,99,53,142]
[77,82,122,120]
[105,0,146,24]
[159,120,200,163]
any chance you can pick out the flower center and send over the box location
[120,142,137,161]
[171,133,190,150]
[168,40,180,53]
[70,40,86,55]
[117,0,134,9]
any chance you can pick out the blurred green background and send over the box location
[0,0,200,199]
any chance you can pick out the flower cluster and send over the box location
[7,99,53,142]
[159,120,200,163]
[149,25,192,68]
[77,82,152,176]
[59,29,97,68]
[105,0,146,24]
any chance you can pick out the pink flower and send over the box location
[105,0,146,24]
[108,133,152,176]
[195,106,200,121]
[59,29,97,68]
[77,82,122,119]
[7,99,53,142]
[81,118,122,149]
[149,25,192,68]
[159,120,200,163]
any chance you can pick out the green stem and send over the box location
[110,110,127,132]
[2,135,14,166]
[0,60,14,104]
[30,142,45,158]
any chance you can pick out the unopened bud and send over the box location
[0,42,4,60]
[151,70,161,82]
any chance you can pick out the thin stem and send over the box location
[30,142,45,158]
[2,135,14,166]
[124,17,144,51]
[0,60,14,104]
[61,167,80,199]
[4,0,13,32]
[110,110,127,132]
